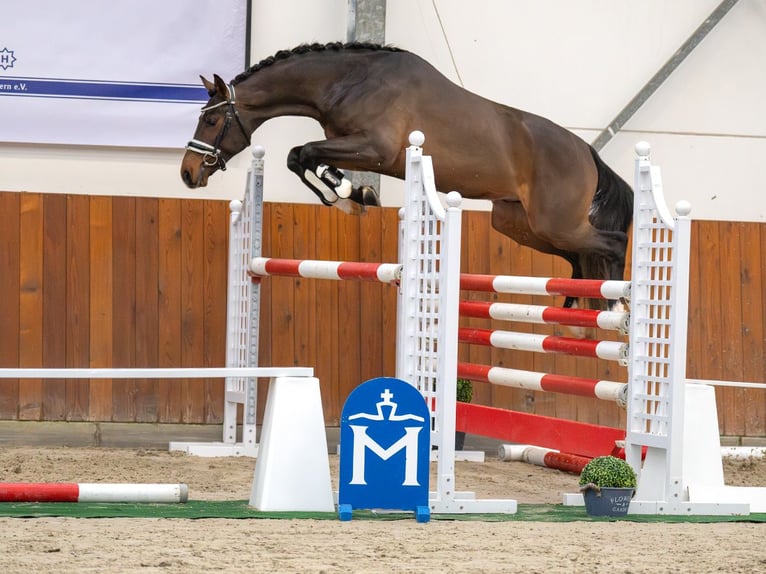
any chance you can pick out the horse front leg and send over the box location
[286,135,392,212]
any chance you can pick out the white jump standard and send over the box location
[182,133,765,516]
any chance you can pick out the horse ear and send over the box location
[200,75,216,97]
[212,74,231,99]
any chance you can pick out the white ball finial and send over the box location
[229,199,243,213]
[252,145,265,159]
[635,141,650,157]
[675,200,692,216]
[446,191,462,207]
[409,130,425,147]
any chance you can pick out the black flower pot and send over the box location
[582,487,634,517]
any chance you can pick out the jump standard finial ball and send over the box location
[675,200,692,217]
[409,130,425,147]
[252,145,265,159]
[229,199,243,213]
[635,141,651,157]
[446,191,462,207]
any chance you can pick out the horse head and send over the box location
[180,74,251,188]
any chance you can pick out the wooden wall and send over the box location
[0,193,229,423]
[1,192,764,437]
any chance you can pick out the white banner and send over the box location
[0,0,247,148]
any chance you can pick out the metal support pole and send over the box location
[592,0,740,151]
[346,0,386,192]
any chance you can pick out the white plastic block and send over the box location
[249,377,334,512]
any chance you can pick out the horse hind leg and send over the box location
[575,228,629,311]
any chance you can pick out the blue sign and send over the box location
[338,377,430,522]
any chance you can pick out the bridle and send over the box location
[185,83,250,172]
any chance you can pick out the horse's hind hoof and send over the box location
[361,185,380,207]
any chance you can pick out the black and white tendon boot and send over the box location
[303,163,354,207]
[303,164,344,205]
[315,164,353,200]
[305,163,380,213]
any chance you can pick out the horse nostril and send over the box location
[182,169,194,187]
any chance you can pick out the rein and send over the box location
[186,83,250,172]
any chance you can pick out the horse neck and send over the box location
[234,55,354,124]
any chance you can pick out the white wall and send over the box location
[1,0,764,221]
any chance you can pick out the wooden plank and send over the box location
[482,213,519,413]
[548,251,579,425]
[462,212,493,408]
[314,206,340,423]
[336,211,362,412]
[66,196,91,420]
[380,207,400,379]
[43,194,68,420]
[358,208,383,384]
[181,200,205,423]
[266,203,296,381]
[291,204,318,381]
[499,220,534,415]
[693,220,725,432]
[202,200,228,424]
[686,222,704,383]
[530,249,557,419]
[738,222,764,436]
[134,198,159,422]
[111,197,137,422]
[158,199,182,422]
[89,196,113,421]
[0,193,20,418]
[718,221,745,436]
[18,194,44,420]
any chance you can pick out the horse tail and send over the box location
[587,145,633,236]
[580,146,634,309]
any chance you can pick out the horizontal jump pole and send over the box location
[459,300,630,332]
[458,327,628,363]
[687,378,766,390]
[460,274,630,301]
[497,444,591,475]
[458,362,626,403]
[0,367,313,379]
[456,402,625,459]
[249,257,401,284]
[0,483,189,503]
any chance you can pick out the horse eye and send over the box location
[204,115,218,127]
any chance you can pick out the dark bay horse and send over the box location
[181,42,633,309]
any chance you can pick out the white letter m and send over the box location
[349,425,422,486]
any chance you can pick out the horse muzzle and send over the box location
[182,140,229,188]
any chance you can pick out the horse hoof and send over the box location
[361,186,380,206]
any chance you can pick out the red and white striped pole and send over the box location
[249,257,401,284]
[497,445,591,475]
[460,274,630,301]
[0,483,189,503]
[459,300,629,332]
[458,327,628,363]
[457,362,627,404]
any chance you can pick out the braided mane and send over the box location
[232,42,403,85]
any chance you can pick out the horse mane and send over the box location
[232,42,403,85]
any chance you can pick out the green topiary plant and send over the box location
[579,455,637,493]
[456,378,473,403]
[454,379,473,451]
